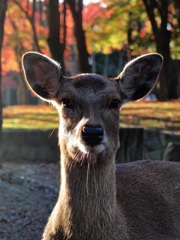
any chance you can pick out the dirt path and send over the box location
[0,162,59,240]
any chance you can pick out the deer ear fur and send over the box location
[22,52,62,102]
[117,53,163,103]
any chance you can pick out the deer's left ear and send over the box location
[116,53,163,103]
[22,52,62,102]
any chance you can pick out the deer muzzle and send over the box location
[82,125,104,147]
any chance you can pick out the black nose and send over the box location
[82,125,104,146]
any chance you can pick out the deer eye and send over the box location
[61,99,73,109]
[109,99,120,109]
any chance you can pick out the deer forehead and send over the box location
[59,74,120,102]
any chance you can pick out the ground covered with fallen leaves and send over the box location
[3,100,180,133]
[0,162,59,240]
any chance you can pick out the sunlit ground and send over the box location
[3,105,59,130]
[120,100,180,133]
[2,100,180,133]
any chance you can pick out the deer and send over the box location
[22,52,180,240]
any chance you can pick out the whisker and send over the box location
[91,155,97,195]
[86,161,90,195]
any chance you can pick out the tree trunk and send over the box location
[155,0,176,100]
[177,60,180,98]
[47,0,66,73]
[0,0,7,150]
[142,0,176,101]
[156,30,175,100]
[173,0,180,97]
[67,0,90,73]
[10,18,34,105]
[174,0,180,29]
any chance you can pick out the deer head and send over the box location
[22,52,163,165]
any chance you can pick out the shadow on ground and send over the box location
[0,162,59,240]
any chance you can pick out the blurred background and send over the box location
[0,0,180,135]
[0,0,180,106]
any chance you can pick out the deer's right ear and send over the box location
[116,53,163,103]
[22,52,62,102]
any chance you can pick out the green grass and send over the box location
[2,100,180,134]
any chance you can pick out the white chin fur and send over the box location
[79,143,105,155]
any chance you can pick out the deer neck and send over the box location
[56,151,119,239]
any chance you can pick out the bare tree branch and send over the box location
[14,0,41,52]
[142,0,159,40]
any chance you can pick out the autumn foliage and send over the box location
[1,0,180,104]
[3,0,180,75]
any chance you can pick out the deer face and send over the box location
[22,52,163,164]
[54,74,121,162]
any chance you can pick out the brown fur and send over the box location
[22,52,180,240]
